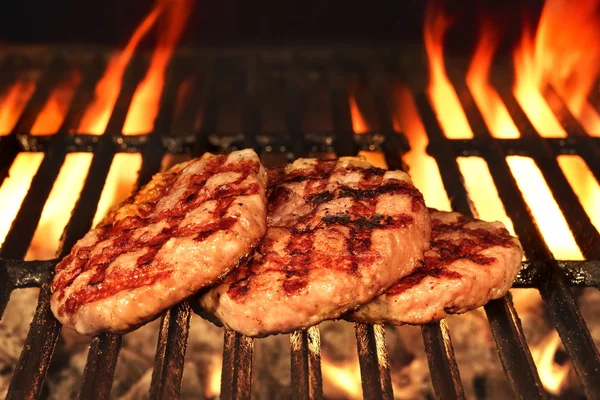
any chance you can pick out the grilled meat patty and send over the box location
[198,157,431,337]
[51,150,267,336]
[347,210,523,325]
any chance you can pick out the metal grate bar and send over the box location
[219,56,262,400]
[290,326,323,400]
[369,64,408,171]
[330,60,357,157]
[76,56,150,397]
[542,85,600,195]
[193,60,217,156]
[79,334,123,400]
[0,57,106,259]
[448,78,546,398]
[243,55,260,151]
[4,57,110,399]
[286,63,308,157]
[501,92,600,259]
[221,330,255,400]
[484,297,546,399]
[6,284,61,399]
[146,59,196,399]
[149,302,192,400]
[0,57,19,95]
[0,57,68,189]
[328,58,396,399]
[411,91,468,396]
[462,80,600,397]
[355,323,394,400]
[421,321,465,400]
[0,262,10,318]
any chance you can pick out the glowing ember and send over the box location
[466,26,520,139]
[457,157,516,237]
[531,331,571,396]
[0,78,37,134]
[0,154,44,247]
[25,154,92,260]
[507,156,582,260]
[204,354,222,398]
[92,154,142,227]
[424,3,473,139]
[77,2,166,134]
[394,86,451,211]
[514,0,600,136]
[349,92,369,134]
[557,155,600,232]
[31,72,81,135]
[123,0,193,135]
[321,356,363,399]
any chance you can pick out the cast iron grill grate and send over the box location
[0,46,599,400]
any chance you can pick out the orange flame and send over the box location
[513,0,600,136]
[0,154,44,247]
[349,93,369,134]
[513,27,566,138]
[424,2,473,139]
[321,356,363,399]
[93,154,142,227]
[457,157,516,237]
[205,354,223,398]
[77,2,166,134]
[31,72,81,135]
[466,26,520,138]
[507,156,582,260]
[394,85,452,211]
[25,154,93,260]
[531,331,571,396]
[558,155,600,233]
[123,0,193,135]
[0,78,37,134]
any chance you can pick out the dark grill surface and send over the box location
[0,46,599,400]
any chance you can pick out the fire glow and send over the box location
[0,0,598,397]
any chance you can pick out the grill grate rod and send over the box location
[3,56,107,399]
[74,56,149,400]
[145,60,199,400]
[0,48,599,399]
[496,88,600,397]
[221,330,255,400]
[290,327,323,400]
[447,74,548,398]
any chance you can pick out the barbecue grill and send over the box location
[0,41,599,400]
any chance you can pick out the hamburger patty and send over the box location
[51,150,267,336]
[198,157,431,337]
[347,210,523,325]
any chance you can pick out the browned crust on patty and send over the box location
[51,150,267,335]
[347,210,523,325]
[199,157,431,337]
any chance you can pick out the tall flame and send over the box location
[424,2,473,139]
[31,72,81,135]
[123,0,193,134]
[321,356,363,399]
[0,154,44,247]
[513,0,600,136]
[349,92,369,134]
[77,2,165,134]
[466,25,520,138]
[394,86,451,211]
[25,154,92,260]
[0,78,37,134]
[507,156,582,260]
[531,331,571,395]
